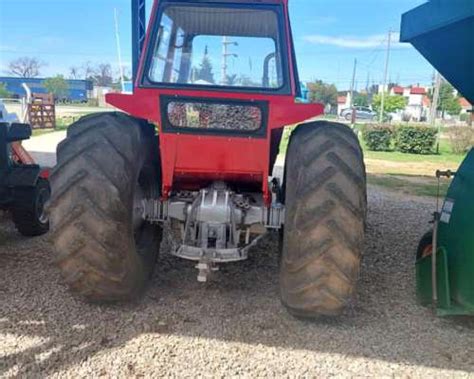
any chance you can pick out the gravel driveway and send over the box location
[1,187,474,377]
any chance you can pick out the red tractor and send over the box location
[49,0,367,318]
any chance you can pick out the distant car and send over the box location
[340,106,378,121]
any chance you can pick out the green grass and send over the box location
[362,138,465,166]
[278,123,465,197]
[31,115,84,137]
[367,174,451,197]
[57,101,99,107]
[280,126,465,166]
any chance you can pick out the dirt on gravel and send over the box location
[1,187,474,377]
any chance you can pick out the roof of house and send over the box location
[410,87,426,95]
[337,96,347,104]
[392,86,404,94]
[459,97,472,108]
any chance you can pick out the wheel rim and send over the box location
[132,182,146,232]
[37,187,49,225]
[421,244,433,258]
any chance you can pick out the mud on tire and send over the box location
[49,112,161,302]
[280,121,367,318]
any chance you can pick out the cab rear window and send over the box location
[148,4,285,90]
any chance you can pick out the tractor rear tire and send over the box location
[49,112,161,303]
[12,178,50,237]
[280,121,367,318]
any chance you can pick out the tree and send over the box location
[93,63,114,87]
[354,93,369,107]
[307,80,338,107]
[437,82,462,116]
[8,57,45,78]
[195,46,215,84]
[44,75,69,100]
[0,83,12,98]
[238,75,259,87]
[226,74,238,86]
[372,93,407,114]
[444,97,462,116]
[69,66,81,79]
[82,61,95,81]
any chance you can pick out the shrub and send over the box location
[0,82,12,98]
[395,125,437,154]
[362,124,394,151]
[448,126,474,154]
[460,113,471,123]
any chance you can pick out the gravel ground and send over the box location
[1,186,474,377]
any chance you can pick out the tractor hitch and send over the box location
[143,181,284,281]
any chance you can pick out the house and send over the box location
[337,93,351,116]
[390,86,405,96]
[388,85,430,121]
[405,87,429,121]
[459,97,472,114]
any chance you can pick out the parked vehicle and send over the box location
[340,106,378,121]
[0,100,50,236]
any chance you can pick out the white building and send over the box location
[337,93,351,116]
[390,86,430,122]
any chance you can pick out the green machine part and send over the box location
[417,148,474,316]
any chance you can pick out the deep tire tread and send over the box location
[281,121,367,318]
[49,112,160,303]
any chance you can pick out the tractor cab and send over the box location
[107,0,322,201]
[144,3,290,92]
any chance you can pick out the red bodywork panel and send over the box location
[11,142,50,179]
[11,142,35,165]
[106,0,324,202]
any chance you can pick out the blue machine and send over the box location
[400,0,474,104]
[0,77,93,102]
[401,0,474,316]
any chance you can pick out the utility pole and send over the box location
[349,58,357,125]
[349,59,357,108]
[221,37,238,85]
[431,71,442,153]
[349,58,358,126]
[114,8,125,92]
[379,29,392,123]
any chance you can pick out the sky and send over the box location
[0,0,434,91]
